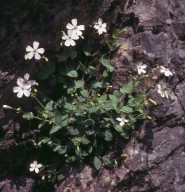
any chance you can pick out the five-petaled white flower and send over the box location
[116,114,129,126]
[160,66,173,77]
[25,41,45,60]
[62,30,79,46]
[66,18,85,36]
[136,62,147,74]
[29,161,42,174]
[93,18,107,35]
[157,84,168,98]
[13,73,36,98]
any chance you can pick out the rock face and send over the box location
[0,0,185,191]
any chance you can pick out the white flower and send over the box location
[136,62,147,74]
[29,161,42,174]
[66,18,85,36]
[157,84,168,98]
[25,41,45,60]
[160,66,173,77]
[13,73,36,98]
[62,30,79,46]
[93,18,107,35]
[116,114,129,126]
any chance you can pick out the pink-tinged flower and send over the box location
[160,66,173,77]
[93,18,107,35]
[29,161,42,174]
[13,73,36,98]
[116,114,129,126]
[25,41,45,60]
[62,30,79,46]
[66,18,85,36]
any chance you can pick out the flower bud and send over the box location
[16,107,21,112]
[3,105,12,109]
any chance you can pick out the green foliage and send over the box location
[16,25,151,181]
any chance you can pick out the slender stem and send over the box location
[34,97,45,109]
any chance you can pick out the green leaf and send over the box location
[69,127,79,135]
[70,50,77,59]
[100,57,114,72]
[22,112,34,120]
[107,42,121,51]
[86,128,95,135]
[86,66,96,74]
[47,62,56,74]
[104,100,113,109]
[80,89,88,97]
[104,130,113,141]
[109,94,118,103]
[88,106,97,113]
[75,80,84,88]
[115,125,123,133]
[84,51,91,56]
[81,137,90,145]
[84,119,95,126]
[55,112,64,125]
[38,70,49,80]
[53,145,61,152]
[50,125,61,134]
[45,101,54,111]
[121,106,133,113]
[58,55,67,62]
[93,82,103,88]
[58,146,67,154]
[120,83,133,94]
[94,156,102,170]
[67,70,78,78]
[99,94,107,103]
[57,173,65,181]
[64,103,73,111]
[103,70,109,77]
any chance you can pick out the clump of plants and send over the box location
[3,18,173,181]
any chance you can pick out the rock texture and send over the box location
[0,0,185,191]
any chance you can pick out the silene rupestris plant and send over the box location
[3,17,173,181]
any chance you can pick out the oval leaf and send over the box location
[94,156,102,170]
[67,70,78,78]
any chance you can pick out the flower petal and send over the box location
[62,34,68,40]
[34,52,41,60]
[116,117,122,122]
[26,45,33,52]
[65,39,71,47]
[77,25,85,31]
[120,121,125,126]
[23,90,31,97]
[13,86,21,93]
[29,167,35,172]
[33,41,39,49]
[24,73,30,80]
[71,18,77,26]
[35,168,39,173]
[17,91,24,98]
[76,30,82,36]
[70,39,76,46]
[17,78,24,88]
[102,23,107,28]
[26,52,34,60]
[37,48,45,54]
[66,23,74,30]
[37,164,42,168]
